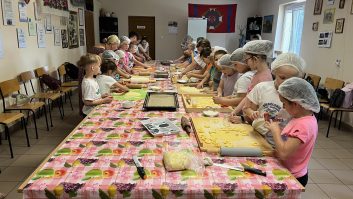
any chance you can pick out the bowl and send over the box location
[177,79,188,84]
[122,101,134,109]
[189,77,198,83]
[203,110,219,117]
[150,86,161,91]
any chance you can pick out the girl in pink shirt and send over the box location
[265,77,320,187]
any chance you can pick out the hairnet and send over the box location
[278,77,320,113]
[230,48,246,63]
[115,50,125,59]
[120,36,131,44]
[217,54,233,68]
[106,35,120,45]
[243,40,273,57]
[212,46,228,54]
[102,50,119,60]
[271,53,306,77]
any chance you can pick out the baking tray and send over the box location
[181,94,232,113]
[141,118,180,136]
[143,92,179,111]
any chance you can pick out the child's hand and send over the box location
[229,115,242,124]
[101,93,110,98]
[264,120,281,133]
[213,96,223,104]
[248,110,260,121]
[196,83,203,89]
[186,72,193,78]
[102,96,113,104]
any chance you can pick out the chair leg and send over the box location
[60,96,65,117]
[48,102,53,127]
[68,92,73,111]
[339,111,343,130]
[21,117,30,147]
[57,98,64,120]
[32,110,39,139]
[334,111,339,128]
[326,111,335,138]
[43,105,49,131]
[4,125,14,158]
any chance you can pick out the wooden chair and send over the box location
[57,64,79,88]
[306,73,321,91]
[319,78,346,137]
[0,112,29,158]
[35,67,73,114]
[0,78,49,139]
[20,70,64,126]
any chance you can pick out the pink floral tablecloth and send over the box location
[21,79,303,199]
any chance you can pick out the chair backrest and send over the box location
[307,73,321,90]
[0,79,20,97]
[20,71,36,82]
[324,77,345,90]
[35,67,49,78]
[58,64,66,77]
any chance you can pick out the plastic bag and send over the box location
[163,150,204,174]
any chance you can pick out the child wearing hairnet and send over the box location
[119,36,149,74]
[242,53,306,146]
[213,48,254,106]
[185,47,213,81]
[265,77,320,187]
[216,54,240,97]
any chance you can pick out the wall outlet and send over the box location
[335,59,341,67]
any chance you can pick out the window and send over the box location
[280,2,305,55]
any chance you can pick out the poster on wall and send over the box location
[78,8,84,26]
[323,8,335,24]
[168,21,178,34]
[1,0,15,25]
[33,1,40,20]
[45,14,52,33]
[61,29,68,48]
[314,0,323,15]
[328,0,335,5]
[0,32,4,59]
[18,1,28,22]
[79,29,85,46]
[339,0,345,9]
[68,11,79,48]
[28,19,36,36]
[318,31,332,48]
[262,15,273,33]
[246,17,262,40]
[36,23,46,48]
[54,28,61,46]
[16,28,27,48]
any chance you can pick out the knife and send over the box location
[133,156,147,180]
[213,163,266,176]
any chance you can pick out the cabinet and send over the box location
[99,17,118,42]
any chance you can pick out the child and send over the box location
[265,77,320,187]
[216,54,239,97]
[78,54,113,116]
[185,47,213,81]
[138,36,152,61]
[101,50,131,79]
[104,35,120,51]
[119,36,149,74]
[242,53,306,146]
[129,44,145,63]
[96,60,129,95]
[213,48,254,106]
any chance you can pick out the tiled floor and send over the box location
[1,92,353,198]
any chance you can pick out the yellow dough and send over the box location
[178,86,201,94]
[163,151,191,171]
[130,76,150,84]
[187,96,221,108]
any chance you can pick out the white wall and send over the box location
[94,0,102,44]
[0,2,86,83]
[259,0,353,126]
[100,0,259,59]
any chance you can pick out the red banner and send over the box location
[188,4,237,33]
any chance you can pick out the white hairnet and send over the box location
[271,53,306,77]
[278,77,320,113]
[230,48,245,63]
[102,50,119,60]
[120,36,131,44]
[115,50,125,59]
[217,54,233,68]
[212,46,228,53]
[243,40,273,57]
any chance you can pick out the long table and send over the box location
[18,75,304,199]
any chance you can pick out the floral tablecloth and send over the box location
[21,79,303,199]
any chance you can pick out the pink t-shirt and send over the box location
[281,115,318,178]
[247,68,272,92]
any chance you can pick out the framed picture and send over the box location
[335,18,345,33]
[79,29,85,46]
[339,0,345,9]
[262,15,274,33]
[351,0,353,14]
[68,11,79,49]
[78,8,84,26]
[323,8,335,24]
[61,29,68,48]
[318,31,333,48]
[246,17,262,40]
[312,22,319,31]
[314,0,323,15]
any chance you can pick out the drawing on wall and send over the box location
[335,18,345,33]
[262,15,273,33]
[314,0,323,15]
[318,31,332,48]
[323,8,335,24]
[312,22,319,31]
[2,0,15,25]
[79,29,85,46]
[68,11,79,48]
[61,29,68,48]
[54,28,61,46]
[28,18,36,36]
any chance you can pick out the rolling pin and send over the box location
[206,147,264,157]
[126,84,147,89]
[138,72,151,76]
[181,116,193,134]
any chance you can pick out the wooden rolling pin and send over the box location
[138,72,151,76]
[205,147,273,157]
[126,84,147,89]
[181,116,193,135]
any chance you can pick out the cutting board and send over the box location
[191,117,273,155]
[177,85,202,94]
[182,94,232,113]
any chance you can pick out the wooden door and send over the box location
[85,10,95,51]
[128,16,155,60]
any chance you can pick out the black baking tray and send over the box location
[143,92,179,111]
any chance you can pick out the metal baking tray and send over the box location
[143,92,179,111]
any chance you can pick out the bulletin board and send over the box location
[187,18,207,41]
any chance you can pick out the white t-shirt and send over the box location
[96,75,116,95]
[82,78,101,115]
[232,71,255,96]
[194,55,206,69]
